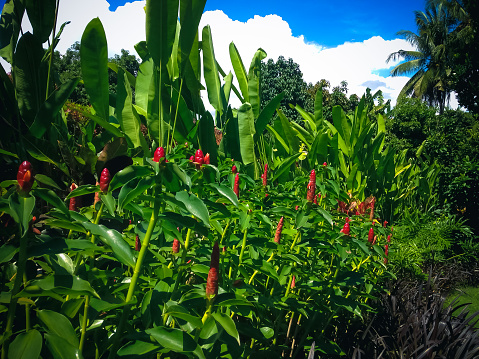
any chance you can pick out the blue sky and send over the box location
[0,0,427,105]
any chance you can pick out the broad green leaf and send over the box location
[292,103,316,133]
[209,184,239,207]
[175,191,210,227]
[20,275,99,298]
[117,341,160,357]
[116,68,142,148]
[8,329,42,359]
[9,192,35,236]
[277,109,299,155]
[247,48,267,118]
[271,153,301,182]
[202,25,223,116]
[34,188,69,217]
[314,87,323,123]
[223,71,233,106]
[25,0,56,43]
[13,32,45,125]
[332,106,351,152]
[65,185,99,200]
[237,102,255,165]
[135,58,154,112]
[82,222,136,268]
[81,18,109,121]
[229,42,249,102]
[212,312,240,345]
[146,327,205,359]
[146,0,178,68]
[0,244,17,264]
[37,310,79,348]
[0,0,25,63]
[198,111,218,165]
[118,176,154,210]
[107,62,136,88]
[255,92,284,137]
[109,165,154,191]
[73,107,124,138]
[317,207,333,227]
[346,163,359,191]
[44,333,84,359]
[34,174,61,190]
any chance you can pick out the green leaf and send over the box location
[81,18,109,121]
[277,109,299,155]
[209,184,239,207]
[44,333,84,359]
[212,312,240,345]
[30,77,80,138]
[37,310,79,348]
[229,42,249,102]
[317,207,333,227]
[118,176,154,210]
[20,275,99,298]
[202,25,223,116]
[34,188,69,217]
[255,92,284,137]
[82,222,136,268]
[247,48,267,118]
[8,329,42,359]
[266,124,289,154]
[25,0,56,43]
[146,327,205,359]
[0,244,17,264]
[73,107,124,138]
[34,174,61,190]
[146,0,178,68]
[198,112,218,165]
[117,341,160,357]
[332,106,350,153]
[271,153,301,183]
[0,0,25,64]
[175,191,210,227]
[135,58,153,112]
[116,68,143,148]
[109,165,154,191]
[237,102,256,165]
[65,185,99,200]
[314,86,323,124]
[9,192,35,236]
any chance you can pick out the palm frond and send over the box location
[386,50,424,64]
[390,59,424,76]
[398,70,425,99]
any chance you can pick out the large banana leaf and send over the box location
[237,103,256,165]
[229,42,249,102]
[202,25,223,117]
[25,0,56,43]
[247,48,267,118]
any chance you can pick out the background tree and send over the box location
[387,2,453,114]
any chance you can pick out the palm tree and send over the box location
[387,2,453,114]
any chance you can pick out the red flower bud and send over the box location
[233,173,239,199]
[291,275,296,289]
[274,217,284,244]
[262,164,268,187]
[69,183,78,211]
[17,161,34,193]
[295,205,299,210]
[189,155,194,162]
[135,234,141,251]
[204,153,210,165]
[340,222,350,236]
[323,162,327,166]
[232,165,237,174]
[384,244,389,264]
[368,228,374,243]
[206,242,219,298]
[194,149,204,165]
[172,238,180,254]
[383,220,388,228]
[387,234,391,243]
[313,194,318,205]
[345,217,350,223]
[306,170,316,202]
[153,147,165,162]
[99,168,111,193]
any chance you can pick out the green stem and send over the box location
[248,251,275,285]
[167,78,183,154]
[45,0,60,99]
[290,231,300,252]
[23,272,30,331]
[238,228,248,266]
[2,232,29,359]
[79,295,90,351]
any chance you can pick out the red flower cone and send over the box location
[206,242,220,298]
[17,161,34,194]
[274,217,284,244]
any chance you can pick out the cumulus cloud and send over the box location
[1,1,438,107]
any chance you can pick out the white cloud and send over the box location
[1,1,457,108]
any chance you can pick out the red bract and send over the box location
[274,217,284,244]
[206,242,219,298]
[17,161,33,193]
[383,220,388,228]
[384,244,389,264]
[306,169,316,202]
[69,183,78,211]
[323,162,327,166]
[291,275,296,289]
[295,205,299,210]
[94,181,100,206]
[135,235,141,251]
[368,228,374,243]
[340,222,350,236]
[232,165,237,174]
[387,234,391,243]
[262,164,268,187]
[194,149,204,165]
[99,168,111,193]
[204,153,210,165]
[313,194,318,205]
[153,147,165,162]
[234,173,239,199]
[172,238,180,254]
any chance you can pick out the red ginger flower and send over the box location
[135,234,141,251]
[204,153,210,165]
[232,165,237,174]
[17,161,33,193]
[194,149,204,165]
[368,228,374,243]
[69,183,78,211]
[323,162,327,166]
[314,194,318,205]
[291,275,296,289]
[262,164,268,187]
[99,168,111,193]
[384,244,389,264]
[189,155,194,162]
[153,147,165,162]
[172,238,180,254]
[206,242,220,298]
[233,173,239,199]
[306,169,316,202]
[274,217,284,244]
[387,234,391,243]
[340,222,350,236]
